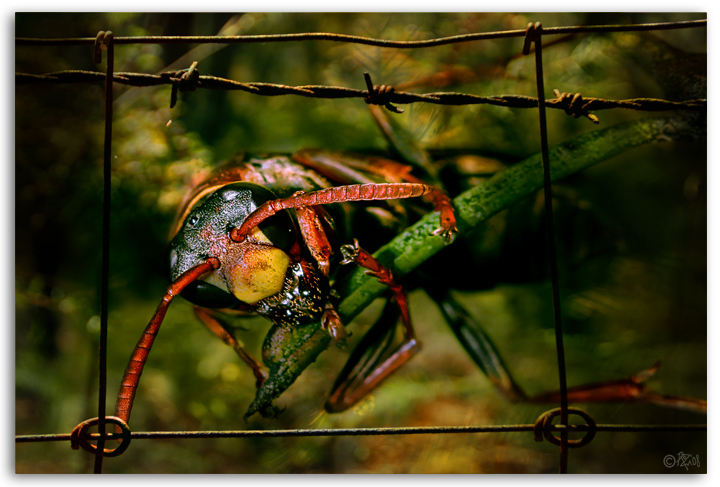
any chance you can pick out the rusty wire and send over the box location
[16,420,707,462]
[15,18,706,47]
[92,29,114,475]
[15,70,705,123]
[14,17,707,474]
[16,423,707,443]
[525,21,570,473]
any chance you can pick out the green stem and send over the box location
[246,115,700,418]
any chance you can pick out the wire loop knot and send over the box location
[363,72,404,113]
[93,31,113,64]
[522,22,543,55]
[70,416,132,457]
[534,407,597,449]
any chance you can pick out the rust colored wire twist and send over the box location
[534,408,597,449]
[166,61,200,108]
[552,90,600,123]
[93,31,112,64]
[523,21,543,55]
[363,72,403,113]
[70,416,131,458]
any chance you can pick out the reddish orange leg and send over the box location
[325,239,420,412]
[397,170,457,243]
[530,361,707,413]
[295,204,333,278]
[322,301,348,344]
[293,149,457,242]
[230,182,455,244]
[295,203,349,344]
[194,307,268,389]
[339,239,413,338]
[115,258,219,424]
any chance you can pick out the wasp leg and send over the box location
[295,204,333,278]
[425,284,706,413]
[529,361,707,413]
[381,167,456,243]
[194,306,268,389]
[322,301,348,345]
[293,149,457,243]
[326,300,418,413]
[365,105,457,242]
[294,203,350,345]
[425,285,527,402]
[325,239,420,413]
[339,239,412,338]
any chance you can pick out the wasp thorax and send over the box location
[170,182,296,308]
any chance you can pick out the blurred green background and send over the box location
[15,12,706,473]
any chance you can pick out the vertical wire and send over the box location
[531,27,570,473]
[94,31,114,474]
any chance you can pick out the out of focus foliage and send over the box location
[16,13,705,473]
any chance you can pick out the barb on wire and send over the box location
[166,61,200,108]
[552,90,600,123]
[363,72,403,113]
[15,70,706,122]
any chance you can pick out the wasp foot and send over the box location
[432,225,458,245]
[339,238,361,265]
[322,302,349,348]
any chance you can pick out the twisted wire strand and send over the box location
[15,70,706,115]
[15,18,706,47]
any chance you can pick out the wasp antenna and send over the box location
[231,183,441,242]
[114,257,219,424]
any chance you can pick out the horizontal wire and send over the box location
[14,71,706,115]
[15,424,706,443]
[15,19,705,47]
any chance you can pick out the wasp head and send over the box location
[169,183,296,308]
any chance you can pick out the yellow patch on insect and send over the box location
[204,227,290,304]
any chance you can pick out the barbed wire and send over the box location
[15,69,706,124]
